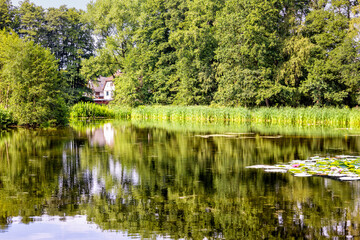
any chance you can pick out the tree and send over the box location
[0,0,19,32]
[0,0,11,30]
[171,0,224,105]
[0,30,68,126]
[125,0,185,105]
[17,0,45,41]
[214,0,284,106]
[83,0,141,105]
[83,0,360,107]
[299,0,360,106]
[16,2,94,104]
[41,6,94,104]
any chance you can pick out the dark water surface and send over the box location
[1,121,360,239]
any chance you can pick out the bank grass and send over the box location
[130,106,360,127]
[112,106,132,119]
[131,106,250,122]
[70,102,115,119]
[70,104,360,127]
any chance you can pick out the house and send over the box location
[88,71,121,104]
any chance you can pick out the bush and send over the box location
[0,107,15,128]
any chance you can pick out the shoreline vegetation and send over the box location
[3,102,360,128]
[1,1,360,128]
[69,102,360,128]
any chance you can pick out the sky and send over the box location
[11,0,92,10]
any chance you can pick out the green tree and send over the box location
[41,6,94,104]
[214,0,285,107]
[0,30,68,126]
[16,2,94,104]
[84,0,360,107]
[299,0,360,106]
[0,0,11,30]
[0,0,19,32]
[125,0,185,105]
[18,0,45,41]
[83,0,141,105]
[171,0,224,105]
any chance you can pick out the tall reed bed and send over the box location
[130,106,360,127]
[251,107,354,126]
[112,106,132,119]
[131,106,252,122]
[70,102,115,119]
[70,103,360,128]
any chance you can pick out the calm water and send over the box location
[1,121,360,239]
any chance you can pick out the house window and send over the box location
[106,91,109,96]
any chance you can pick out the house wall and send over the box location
[104,82,115,100]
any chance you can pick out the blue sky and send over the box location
[11,0,92,10]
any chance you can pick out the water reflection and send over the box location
[87,123,115,147]
[3,215,135,240]
[1,122,360,239]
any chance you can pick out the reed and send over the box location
[70,102,115,119]
[111,106,132,119]
[128,106,360,127]
[70,104,360,128]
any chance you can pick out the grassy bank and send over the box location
[70,103,360,127]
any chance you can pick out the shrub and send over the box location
[0,106,15,128]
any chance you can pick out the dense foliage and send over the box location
[17,0,94,104]
[83,0,360,107]
[0,0,94,126]
[1,0,360,125]
[0,106,13,127]
[1,0,94,101]
[0,30,68,126]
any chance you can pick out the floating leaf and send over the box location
[247,155,360,181]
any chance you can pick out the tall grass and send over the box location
[112,106,132,119]
[70,102,115,119]
[131,106,252,122]
[130,106,360,127]
[70,104,360,128]
[70,102,132,120]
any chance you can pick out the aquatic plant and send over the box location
[111,106,132,119]
[70,105,360,128]
[70,102,115,119]
[248,156,360,181]
[128,106,360,127]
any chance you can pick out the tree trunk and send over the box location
[265,98,270,107]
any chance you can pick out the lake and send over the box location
[1,121,360,239]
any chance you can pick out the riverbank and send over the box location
[70,103,360,128]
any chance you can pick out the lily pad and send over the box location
[265,169,288,173]
[247,155,360,181]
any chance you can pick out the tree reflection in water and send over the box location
[1,122,360,239]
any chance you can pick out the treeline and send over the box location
[83,0,360,107]
[0,0,94,126]
[1,0,360,125]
